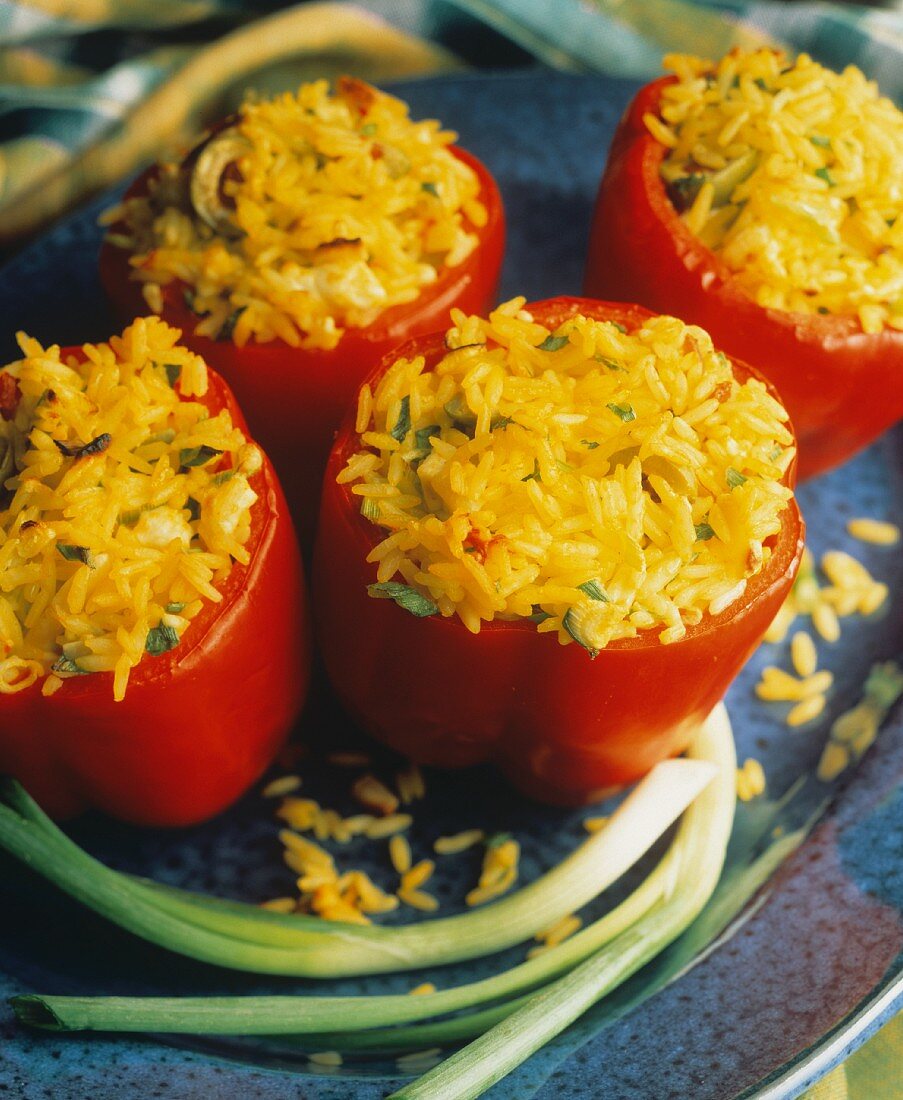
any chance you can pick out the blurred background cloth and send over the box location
[0,0,901,1093]
[0,0,901,249]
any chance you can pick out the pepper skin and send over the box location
[0,359,310,826]
[100,148,505,544]
[583,77,903,481]
[313,297,804,805]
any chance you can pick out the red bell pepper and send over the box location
[0,354,310,827]
[99,147,505,543]
[313,297,804,805]
[583,77,903,481]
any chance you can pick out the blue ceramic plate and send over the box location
[1,72,901,1100]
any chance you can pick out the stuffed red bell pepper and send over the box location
[0,317,309,826]
[584,50,903,480]
[314,296,804,805]
[99,77,505,541]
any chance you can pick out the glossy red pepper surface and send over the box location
[584,77,903,481]
[313,297,805,805]
[0,359,310,826]
[100,147,505,543]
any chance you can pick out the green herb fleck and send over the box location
[185,497,201,521]
[486,832,512,849]
[694,522,715,542]
[814,167,835,186]
[217,308,245,342]
[594,355,625,372]
[529,605,552,623]
[491,415,514,431]
[367,582,437,618]
[165,602,186,614]
[521,459,541,482]
[817,306,830,315]
[769,445,783,462]
[726,467,747,488]
[164,364,181,388]
[421,182,440,197]
[414,424,441,453]
[360,123,377,137]
[360,497,381,522]
[563,609,599,659]
[211,470,234,486]
[180,445,222,469]
[809,135,831,149]
[56,543,91,566]
[537,334,570,352]
[610,322,627,334]
[578,580,608,602]
[390,395,411,442]
[146,624,180,656]
[51,655,89,676]
[606,403,636,422]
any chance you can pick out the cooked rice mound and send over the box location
[341,299,796,652]
[0,318,261,700]
[109,78,487,351]
[650,50,903,332]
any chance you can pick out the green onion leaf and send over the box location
[606,403,636,422]
[610,322,627,334]
[694,522,715,542]
[726,467,747,488]
[528,605,551,623]
[56,543,91,566]
[165,602,186,614]
[577,580,608,602]
[211,470,234,486]
[414,425,441,453]
[367,582,437,618]
[521,460,541,483]
[581,439,600,450]
[537,334,570,352]
[421,182,440,197]
[180,446,222,469]
[164,364,181,388]
[390,395,411,443]
[594,355,624,372]
[814,167,835,186]
[563,609,599,658]
[51,656,89,676]
[360,498,381,522]
[146,624,180,656]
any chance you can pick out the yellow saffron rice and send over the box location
[0,318,259,700]
[651,50,903,332]
[109,77,487,351]
[341,298,795,653]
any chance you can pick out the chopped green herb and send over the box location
[414,425,441,453]
[537,334,570,352]
[528,605,552,623]
[217,308,245,342]
[817,306,830,315]
[594,354,624,372]
[164,364,181,388]
[144,429,176,446]
[769,445,783,462]
[666,174,705,213]
[491,415,514,431]
[486,832,512,849]
[521,460,541,482]
[56,544,91,566]
[185,497,201,522]
[367,582,437,618]
[211,470,235,486]
[726,467,747,488]
[146,624,180,656]
[360,497,381,522]
[165,602,186,614]
[814,167,835,186]
[562,609,599,659]
[694,522,715,542]
[809,135,831,149]
[577,580,608,602]
[390,395,411,442]
[606,403,636,423]
[360,123,377,136]
[754,77,768,90]
[581,439,600,450]
[51,655,89,676]
[610,322,627,334]
[179,445,222,469]
[421,182,440,197]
